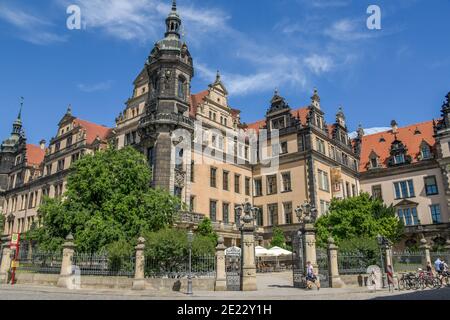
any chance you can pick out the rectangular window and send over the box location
[57,159,65,172]
[316,138,326,155]
[210,167,217,188]
[255,207,264,227]
[189,196,195,212]
[281,172,292,192]
[254,179,263,197]
[190,161,195,182]
[318,170,330,192]
[283,202,293,224]
[397,207,419,226]
[223,203,229,224]
[372,185,383,200]
[234,174,241,194]
[352,184,356,197]
[55,142,60,152]
[425,176,439,196]
[394,154,405,164]
[223,171,229,191]
[46,164,52,176]
[280,142,288,154]
[210,200,217,222]
[245,177,251,196]
[267,175,277,195]
[268,204,278,226]
[394,180,415,199]
[346,182,350,198]
[320,200,330,215]
[66,136,72,147]
[430,205,442,224]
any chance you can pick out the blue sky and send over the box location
[0,0,449,145]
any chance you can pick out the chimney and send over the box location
[39,139,46,150]
[391,120,398,134]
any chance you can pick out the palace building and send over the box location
[1,1,449,248]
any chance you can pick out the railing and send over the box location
[140,113,194,128]
[178,212,205,224]
[72,253,135,277]
[338,252,375,275]
[430,251,450,266]
[392,251,423,272]
[16,250,62,274]
[144,255,216,279]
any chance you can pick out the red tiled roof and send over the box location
[26,144,45,166]
[246,107,310,133]
[73,119,112,144]
[189,91,208,118]
[359,120,436,172]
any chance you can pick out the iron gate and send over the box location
[225,247,241,291]
[292,232,305,288]
[316,249,330,288]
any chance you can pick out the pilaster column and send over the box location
[214,236,227,291]
[57,234,76,288]
[241,221,257,291]
[384,244,393,270]
[327,237,345,288]
[132,237,146,290]
[420,237,431,267]
[0,246,12,284]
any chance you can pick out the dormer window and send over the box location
[368,151,380,169]
[272,117,285,130]
[394,154,405,164]
[420,143,432,160]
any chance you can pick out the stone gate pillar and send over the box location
[132,237,146,290]
[327,237,345,288]
[57,234,76,288]
[215,236,227,291]
[303,223,318,274]
[240,207,257,291]
[420,237,431,267]
[0,246,12,284]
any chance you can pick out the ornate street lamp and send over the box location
[187,229,194,295]
[295,201,318,225]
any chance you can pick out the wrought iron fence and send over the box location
[144,255,216,278]
[72,253,135,277]
[392,251,423,272]
[430,251,450,267]
[338,252,374,275]
[16,250,62,274]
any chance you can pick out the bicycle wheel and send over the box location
[433,277,442,289]
[398,279,405,291]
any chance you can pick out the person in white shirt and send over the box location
[305,261,320,290]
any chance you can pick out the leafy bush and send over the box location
[270,227,287,249]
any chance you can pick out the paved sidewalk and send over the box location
[0,272,448,300]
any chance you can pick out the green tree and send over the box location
[29,147,181,252]
[196,217,218,244]
[270,227,286,249]
[315,193,404,248]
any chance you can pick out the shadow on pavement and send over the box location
[371,287,450,300]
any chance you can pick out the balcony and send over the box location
[140,113,194,129]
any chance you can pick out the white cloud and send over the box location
[349,127,391,139]
[304,54,333,75]
[77,80,113,93]
[60,0,229,43]
[0,3,66,45]
[324,18,377,42]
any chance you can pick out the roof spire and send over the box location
[165,0,181,39]
[18,96,24,120]
[216,70,221,82]
[67,104,72,115]
[172,0,177,11]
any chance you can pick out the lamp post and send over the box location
[187,229,194,295]
[376,234,388,289]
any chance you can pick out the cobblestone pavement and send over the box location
[0,272,449,300]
